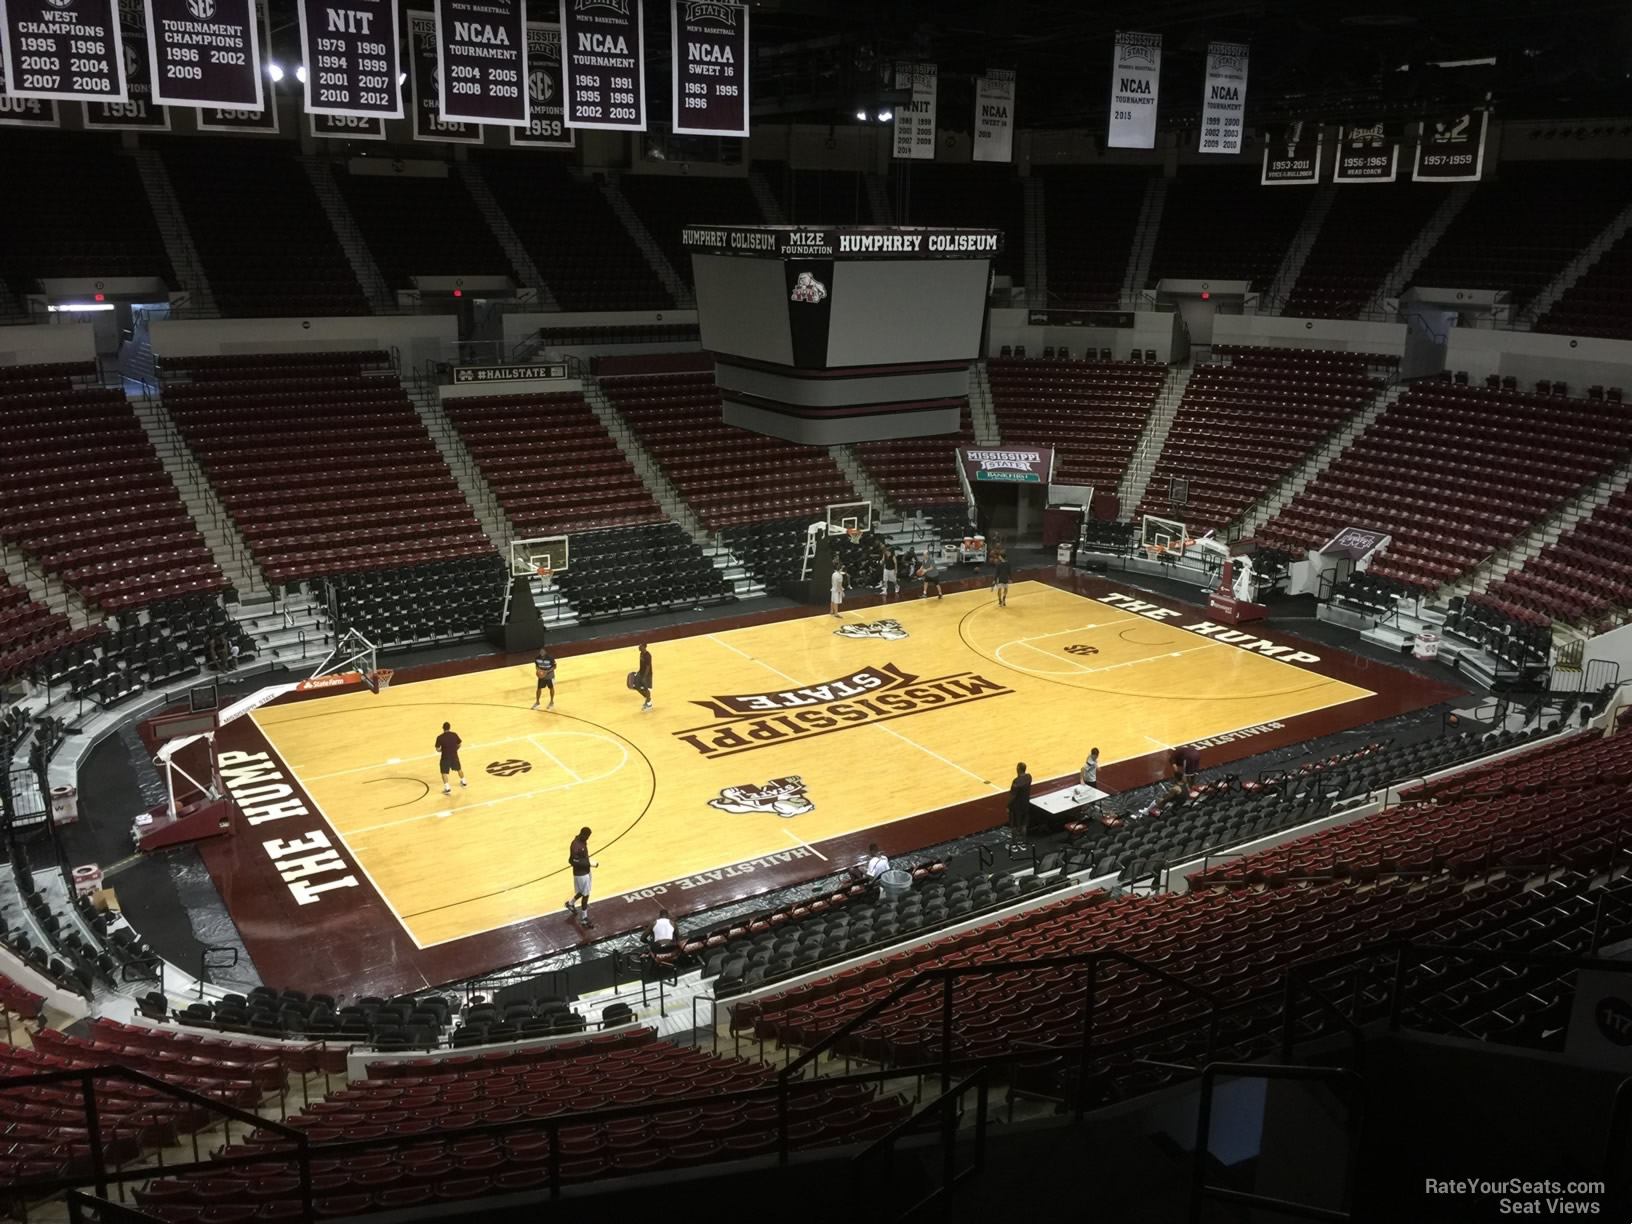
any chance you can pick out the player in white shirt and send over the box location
[865,842,890,878]
[1082,747,1100,788]
[830,565,846,617]
[650,908,675,943]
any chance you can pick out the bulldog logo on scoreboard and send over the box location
[834,619,909,641]
[790,271,827,303]
[708,776,815,818]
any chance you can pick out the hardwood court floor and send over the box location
[251,581,1373,949]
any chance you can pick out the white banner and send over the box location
[1198,40,1247,155]
[892,61,935,160]
[1413,110,1487,182]
[1108,30,1159,149]
[972,67,1014,163]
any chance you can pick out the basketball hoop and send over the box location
[846,528,862,545]
[535,566,553,591]
[370,669,394,692]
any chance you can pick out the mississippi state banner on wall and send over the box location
[144,0,262,109]
[84,0,165,127]
[435,0,525,125]
[198,0,274,129]
[408,9,477,141]
[0,55,56,123]
[0,0,127,102]
[296,0,402,118]
[1198,40,1247,155]
[560,0,644,132]
[1107,30,1159,149]
[892,61,935,160]
[1414,109,1487,182]
[972,67,1014,163]
[509,18,569,146]
[1261,121,1320,184]
[309,108,385,138]
[670,0,746,137]
[1333,121,1398,183]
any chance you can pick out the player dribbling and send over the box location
[531,647,556,710]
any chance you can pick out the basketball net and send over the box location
[536,566,553,591]
[846,528,862,545]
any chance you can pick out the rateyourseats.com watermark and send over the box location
[1424,1178,1608,1215]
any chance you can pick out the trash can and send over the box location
[50,785,79,825]
[71,864,102,898]
[878,869,913,899]
[1056,543,1073,564]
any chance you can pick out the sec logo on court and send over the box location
[1064,644,1101,656]
[485,759,533,777]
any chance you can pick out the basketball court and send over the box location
[240,578,1380,952]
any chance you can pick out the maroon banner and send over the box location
[296,0,402,118]
[408,8,477,142]
[670,0,745,137]
[308,108,385,139]
[559,0,643,131]
[0,0,127,102]
[508,19,570,147]
[144,0,263,109]
[0,52,56,123]
[84,0,165,128]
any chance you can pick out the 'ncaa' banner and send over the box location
[0,0,127,102]
[296,0,402,119]
[892,61,935,160]
[1107,31,1159,149]
[84,0,164,128]
[0,54,57,123]
[670,0,746,138]
[1198,40,1247,155]
[408,10,477,141]
[309,109,385,139]
[1414,110,1486,182]
[560,0,645,132]
[436,0,526,125]
[972,67,1014,163]
[958,446,1055,486]
[145,0,262,109]
[1333,121,1398,183]
[509,19,570,146]
[1261,121,1319,185]
[197,0,274,130]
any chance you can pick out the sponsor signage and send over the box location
[1261,121,1320,185]
[670,0,744,137]
[1198,40,1247,155]
[1319,526,1389,560]
[309,108,385,137]
[452,363,568,383]
[958,446,1055,485]
[1107,30,1159,149]
[560,0,644,132]
[408,9,477,141]
[509,18,570,145]
[84,0,163,127]
[1413,109,1486,182]
[1027,308,1135,328]
[219,750,361,907]
[0,0,127,102]
[145,0,262,109]
[681,225,1003,259]
[196,0,274,129]
[1097,592,1322,664]
[435,0,525,125]
[892,60,935,160]
[0,50,56,122]
[296,0,402,118]
[1333,120,1398,183]
[972,67,1014,163]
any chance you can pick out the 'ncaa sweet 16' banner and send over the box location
[144,0,263,109]
[0,0,127,102]
[435,0,526,125]
[560,0,644,131]
[296,0,402,118]
[670,0,745,137]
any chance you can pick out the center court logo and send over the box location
[675,663,1014,759]
[709,777,814,818]
[835,619,908,640]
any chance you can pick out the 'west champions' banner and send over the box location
[1333,120,1398,183]
[957,446,1055,486]
[1414,109,1486,182]
[670,0,745,137]
[0,55,57,123]
[297,0,401,118]
[560,0,644,131]
[892,61,935,160]
[409,9,476,141]
[1107,30,1159,149]
[1261,121,1320,185]
[509,18,569,146]
[1198,40,1246,155]
[972,67,1014,163]
[436,0,525,125]
[144,0,262,109]
[84,0,164,128]
[0,0,127,102]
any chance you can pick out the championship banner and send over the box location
[144,0,262,109]
[0,0,127,102]
[509,19,569,146]
[1261,121,1320,185]
[85,0,165,129]
[309,108,385,138]
[1107,31,1159,149]
[957,446,1055,486]
[972,67,1014,163]
[670,0,746,138]
[197,0,274,130]
[408,10,477,142]
[0,54,56,123]
[1198,40,1247,155]
[296,0,402,119]
[435,0,525,125]
[1333,121,1398,183]
[1413,109,1487,182]
[892,61,935,160]
[560,0,644,132]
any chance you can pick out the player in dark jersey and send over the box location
[531,648,556,711]
[435,722,465,795]
[992,546,1013,607]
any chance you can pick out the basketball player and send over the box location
[917,556,943,600]
[435,722,466,795]
[880,546,898,597]
[565,826,599,928]
[631,643,653,711]
[992,547,1012,607]
[830,564,846,618]
[531,647,556,710]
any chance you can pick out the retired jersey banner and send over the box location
[1198,40,1247,155]
[892,61,935,160]
[1107,31,1159,149]
[309,108,385,138]
[1261,121,1319,185]
[958,446,1055,486]
[145,0,262,109]
[1333,121,1398,183]
[408,10,478,141]
[509,19,569,146]
[972,68,1014,163]
[560,0,644,132]
[0,0,127,102]
[84,0,163,127]
[297,0,402,118]
[0,54,56,123]
[1414,109,1486,182]
[435,0,525,125]
[670,0,746,138]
